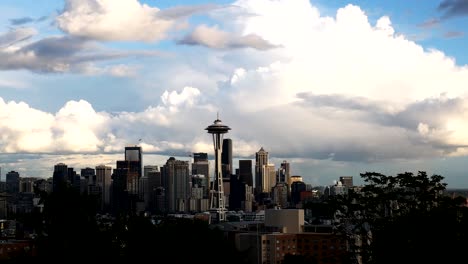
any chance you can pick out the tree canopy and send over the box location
[331,171,468,264]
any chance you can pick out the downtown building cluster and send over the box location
[0,117,358,263]
[0,143,329,218]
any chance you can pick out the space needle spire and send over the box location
[205,114,231,222]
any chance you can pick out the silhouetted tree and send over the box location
[332,171,468,264]
[34,186,116,261]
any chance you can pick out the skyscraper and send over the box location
[192,152,210,198]
[278,160,290,184]
[6,171,20,194]
[339,176,353,188]
[193,152,208,162]
[111,145,143,214]
[81,167,96,185]
[161,157,190,212]
[52,163,68,192]
[239,160,253,187]
[221,138,232,178]
[205,115,231,222]
[96,165,112,210]
[255,147,268,194]
[125,145,143,178]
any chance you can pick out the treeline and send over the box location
[6,171,468,264]
[6,186,248,263]
[328,171,468,264]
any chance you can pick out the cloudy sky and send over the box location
[1,0,468,187]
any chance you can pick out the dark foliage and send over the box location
[6,186,247,263]
[331,171,468,264]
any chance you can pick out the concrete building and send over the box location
[233,208,346,264]
[265,209,305,233]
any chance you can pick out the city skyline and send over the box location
[1,0,468,187]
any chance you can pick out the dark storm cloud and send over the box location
[0,35,161,73]
[387,96,463,130]
[297,92,464,134]
[292,92,467,161]
[438,0,468,18]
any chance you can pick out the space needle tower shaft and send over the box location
[205,113,231,222]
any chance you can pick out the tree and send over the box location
[331,171,468,264]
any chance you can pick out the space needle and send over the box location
[205,113,231,222]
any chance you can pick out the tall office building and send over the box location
[96,165,112,210]
[144,165,159,177]
[111,146,143,214]
[263,164,276,193]
[142,165,161,212]
[53,163,68,192]
[125,145,143,178]
[339,176,353,188]
[192,152,210,198]
[161,157,191,213]
[111,166,129,214]
[193,152,208,162]
[238,160,253,187]
[221,138,232,178]
[291,181,307,206]
[67,167,80,191]
[222,140,232,204]
[255,147,269,194]
[277,160,290,184]
[6,171,20,194]
[19,177,37,193]
[81,167,96,185]
[272,182,288,208]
